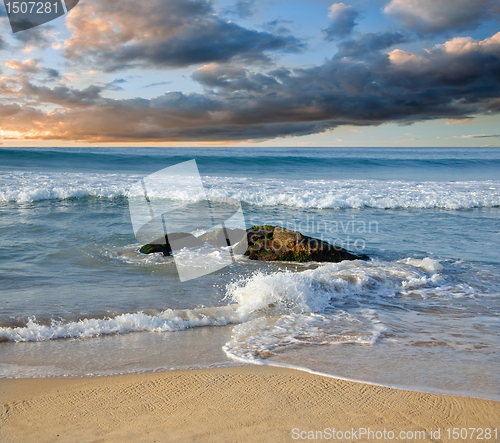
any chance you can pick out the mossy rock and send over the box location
[244,226,368,262]
[140,225,368,263]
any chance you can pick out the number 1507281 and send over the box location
[6,2,59,14]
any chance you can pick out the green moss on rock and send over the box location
[139,225,368,263]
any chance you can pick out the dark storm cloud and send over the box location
[323,3,361,41]
[64,0,304,71]
[103,22,303,71]
[113,120,337,141]
[383,0,500,35]
[20,82,104,106]
[336,32,411,58]
[191,64,280,92]
[2,31,499,142]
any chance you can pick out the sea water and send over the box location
[0,146,499,400]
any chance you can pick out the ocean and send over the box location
[0,146,499,400]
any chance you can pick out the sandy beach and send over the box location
[1,365,498,443]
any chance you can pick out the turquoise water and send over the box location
[2,146,500,180]
[0,146,499,399]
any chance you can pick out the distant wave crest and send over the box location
[1,171,499,209]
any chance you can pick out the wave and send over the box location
[0,172,133,202]
[0,306,243,343]
[207,177,500,210]
[224,257,471,318]
[0,258,477,343]
[2,147,500,171]
[223,310,386,361]
[1,171,499,209]
[222,257,479,362]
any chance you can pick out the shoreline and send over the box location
[1,357,497,402]
[1,365,499,443]
[231,358,500,402]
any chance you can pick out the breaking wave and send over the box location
[1,171,499,209]
[0,258,477,344]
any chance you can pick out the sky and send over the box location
[0,0,499,148]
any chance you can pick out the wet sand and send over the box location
[1,365,499,442]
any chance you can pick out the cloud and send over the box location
[336,32,411,58]
[103,78,128,91]
[446,118,473,124]
[63,0,303,71]
[234,0,255,18]
[387,49,423,66]
[1,31,500,142]
[324,3,361,41]
[5,59,41,73]
[23,83,104,107]
[144,81,172,88]
[386,32,500,86]
[454,134,499,138]
[13,26,57,52]
[4,59,60,79]
[440,32,500,55]
[383,0,500,34]
[263,19,294,35]
[44,68,60,79]
[192,63,280,92]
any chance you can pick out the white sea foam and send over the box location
[402,257,444,273]
[0,172,134,202]
[222,258,481,362]
[223,310,386,361]
[0,257,476,347]
[206,177,500,210]
[224,257,467,313]
[0,306,243,342]
[103,243,240,268]
[1,171,499,209]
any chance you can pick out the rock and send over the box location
[140,225,368,262]
[200,227,246,248]
[245,225,368,262]
[139,228,246,256]
[139,232,204,255]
